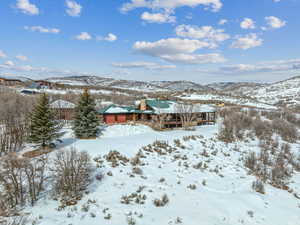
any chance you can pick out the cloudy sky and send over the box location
[0,0,299,83]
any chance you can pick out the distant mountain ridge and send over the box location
[47,76,214,92]
[46,74,300,106]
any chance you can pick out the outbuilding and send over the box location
[50,99,76,120]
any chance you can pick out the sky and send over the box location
[0,0,300,83]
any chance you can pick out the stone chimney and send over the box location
[140,99,147,111]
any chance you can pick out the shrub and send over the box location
[153,194,169,207]
[52,149,93,200]
[271,119,298,142]
[252,179,265,194]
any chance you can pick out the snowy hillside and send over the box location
[14,124,300,225]
[47,76,212,92]
[243,76,300,106]
[178,93,277,109]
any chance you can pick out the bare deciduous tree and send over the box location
[52,148,93,199]
[0,154,48,211]
[176,103,196,129]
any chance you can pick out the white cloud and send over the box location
[104,33,118,42]
[141,11,176,23]
[24,26,60,34]
[175,24,230,47]
[66,0,82,17]
[133,38,225,64]
[240,18,256,29]
[75,32,92,40]
[221,58,300,74]
[4,61,14,67]
[16,54,28,61]
[121,0,223,13]
[16,0,39,15]
[218,19,227,25]
[112,61,176,70]
[231,33,263,50]
[159,53,225,64]
[265,16,286,29]
[97,33,118,42]
[0,50,7,58]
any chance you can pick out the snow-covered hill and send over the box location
[47,76,212,92]
[243,76,300,106]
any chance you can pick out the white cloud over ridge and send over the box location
[112,61,176,70]
[221,58,300,74]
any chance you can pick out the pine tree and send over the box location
[28,93,62,148]
[73,89,99,138]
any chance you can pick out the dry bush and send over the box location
[0,121,27,157]
[0,93,33,156]
[244,142,295,189]
[153,194,169,207]
[105,150,129,167]
[219,108,299,143]
[0,154,48,212]
[252,118,272,140]
[252,179,265,194]
[141,140,176,155]
[52,149,93,200]
[0,216,28,225]
[271,119,298,142]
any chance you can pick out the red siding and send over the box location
[105,115,116,124]
[117,115,126,123]
[104,114,127,124]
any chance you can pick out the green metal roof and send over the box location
[145,99,173,109]
[98,104,154,114]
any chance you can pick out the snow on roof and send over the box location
[106,106,130,113]
[151,102,216,114]
[50,100,75,109]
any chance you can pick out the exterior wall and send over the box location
[54,109,74,120]
[117,114,126,123]
[104,115,116,124]
[104,114,127,124]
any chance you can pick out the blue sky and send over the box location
[0,0,300,83]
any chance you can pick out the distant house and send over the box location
[98,99,217,128]
[31,80,54,89]
[27,82,42,89]
[0,76,23,86]
[50,100,76,120]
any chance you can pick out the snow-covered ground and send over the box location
[178,93,277,109]
[17,124,300,225]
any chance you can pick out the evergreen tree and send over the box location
[73,89,99,138]
[28,93,62,148]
